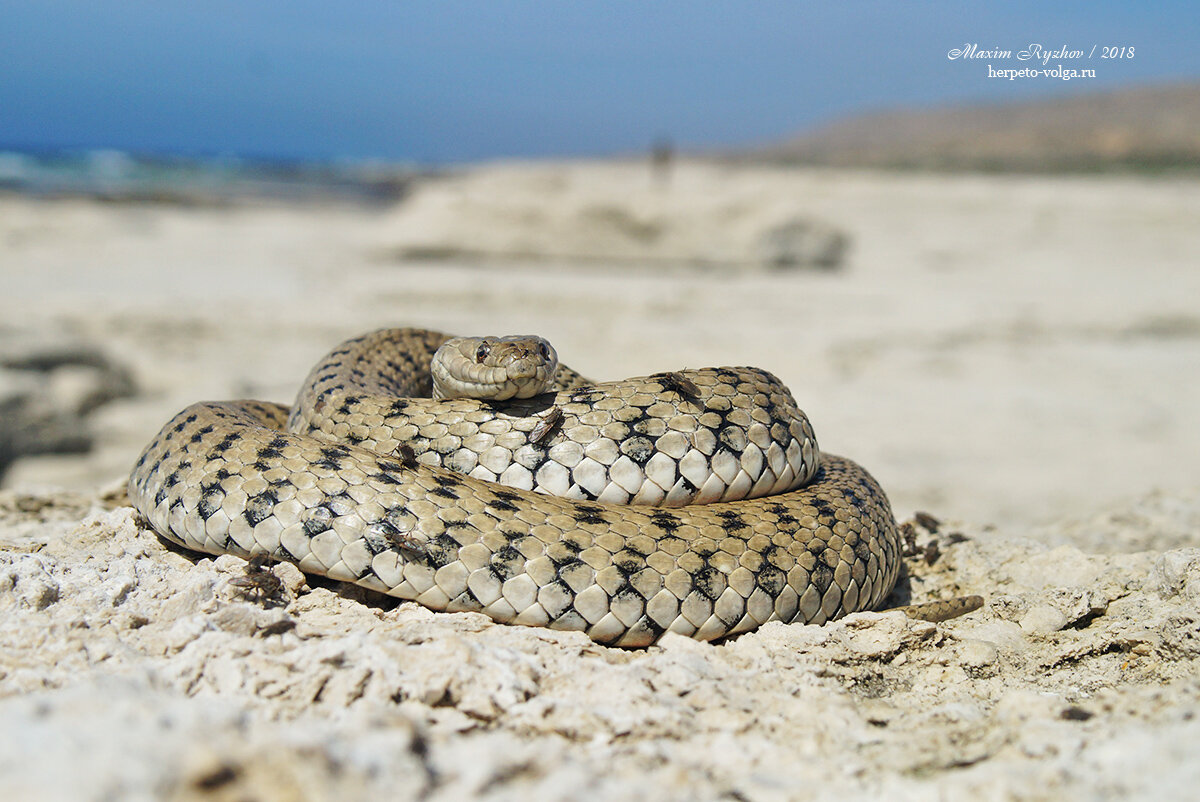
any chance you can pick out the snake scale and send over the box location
[129,327,907,647]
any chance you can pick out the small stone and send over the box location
[1019,605,1069,634]
[959,639,1000,668]
[1150,549,1200,601]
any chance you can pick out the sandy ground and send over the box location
[2,160,1199,800]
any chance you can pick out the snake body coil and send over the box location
[129,328,902,646]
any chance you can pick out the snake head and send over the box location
[432,335,559,400]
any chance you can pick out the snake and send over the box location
[129,327,922,647]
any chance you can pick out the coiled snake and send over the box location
[129,328,911,647]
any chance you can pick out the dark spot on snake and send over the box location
[546,543,584,566]
[810,563,834,594]
[336,396,361,415]
[610,587,644,616]
[649,511,683,533]
[489,497,521,514]
[811,496,835,522]
[495,521,530,545]
[527,577,573,616]
[560,530,590,551]
[836,486,862,514]
[302,506,334,535]
[619,436,655,464]
[488,490,522,513]
[313,445,351,471]
[423,535,456,566]
[612,552,644,575]
[433,472,463,488]
[769,502,798,526]
[714,367,743,383]
[463,567,504,606]
[628,616,665,645]
[163,470,181,488]
[763,545,792,571]
[716,510,748,532]
[430,438,458,456]
[277,541,300,563]
[447,590,484,613]
[386,399,411,417]
[244,491,277,526]
[477,507,504,523]
[214,467,231,481]
[197,483,224,520]
[550,609,589,635]
[327,492,357,515]
[755,565,786,596]
[620,537,652,557]
[256,444,284,461]
[717,426,747,452]
[212,433,240,454]
[153,487,167,506]
[569,387,603,404]
[854,538,872,562]
[431,486,460,500]
[490,546,524,579]
[369,471,403,486]
[573,505,608,525]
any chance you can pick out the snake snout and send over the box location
[503,355,540,379]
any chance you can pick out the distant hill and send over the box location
[747,82,1200,172]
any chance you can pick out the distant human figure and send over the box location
[650,136,674,186]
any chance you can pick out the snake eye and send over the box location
[539,342,550,360]
[475,342,492,363]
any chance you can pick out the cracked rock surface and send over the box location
[3,491,1199,801]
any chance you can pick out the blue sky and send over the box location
[1,1,1196,163]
